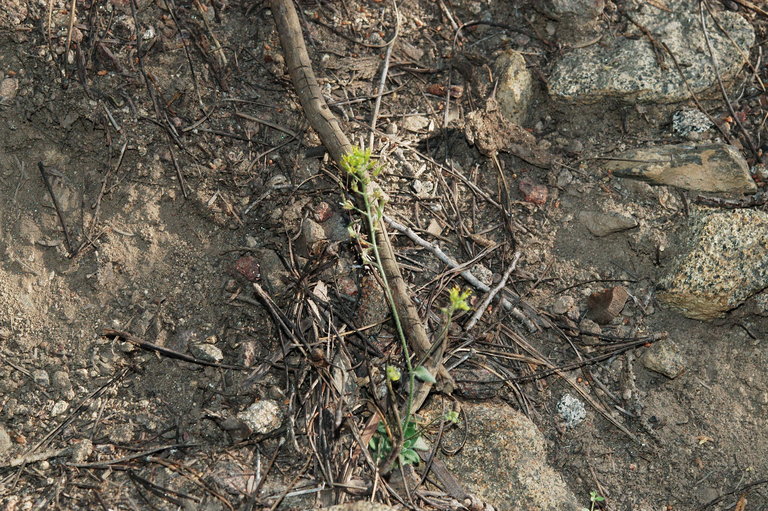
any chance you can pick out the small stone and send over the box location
[0,425,11,455]
[556,169,574,188]
[70,439,93,463]
[32,369,50,387]
[579,210,638,237]
[107,423,135,444]
[402,115,431,132]
[51,370,74,399]
[494,50,533,125]
[267,174,289,189]
[426,219,443,237]
[672,108,713,137]
[551,295,575,315]
[471,264,494,287]
[557,394,586,428]
[518,179,548,205]
[587,286,629,324]
[236,399,283,435]
[300,218,327,255]
[642,341,685,379]
[579,318,602,338]
[411,179,434,198]
[255,249,290,292]
[51,401,69,416]
[313,201,333,223]
[233,255,260,282]
[0,77,19,100]
[190,343,224,363]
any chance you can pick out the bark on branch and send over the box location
[269,0,454,404]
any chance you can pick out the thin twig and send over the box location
[38,162,76,257]
[383,215,538,331]
[464,252,520,331]
[368,1,399,150]
[102,329,246,370]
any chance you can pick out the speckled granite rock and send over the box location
[657,209,768,320]
[605,143,756,194]
[548,0,754,104]
[439,402,581,511]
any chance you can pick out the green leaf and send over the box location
[444,410,460,424]
[400,448,420,466]
[413,365,436,383]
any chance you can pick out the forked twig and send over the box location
[465,252,520,331]
[383,215,540,331]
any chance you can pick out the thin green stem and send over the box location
[359,183,415,425]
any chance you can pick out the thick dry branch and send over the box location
[269,0,453,400]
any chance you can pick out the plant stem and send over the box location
[360,184,416,425]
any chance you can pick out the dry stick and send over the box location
[383,215,538,332]
[103,329,246,370]
[464,252,520,331]
[701,0,759,161]
[368,2,399,150]
[38,162,76,257]
[269,0,453,406]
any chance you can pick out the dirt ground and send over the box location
[0,0,767,510]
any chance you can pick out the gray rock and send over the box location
[657,209,768,320]
[236,399,283,435]
[190,343,224,363]
[106,422,135,444]
[301,218,327,255]
[642,340,685,378]
[52,370,74,399]
[0,424,11,456]
[494,50,533,125]
[579,210,638,237]
[32,369,50,387]
[548,1,754,103]
[672,108,714,137]
[0,77,19,101]
[604,143,756,194]
[557,394,587,428]
[51,401,69,416]
[70,439,93,464]
[551,295,576,315]
[440,402,581,511]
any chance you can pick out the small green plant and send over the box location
[342,147,469,468]
[581,490,605,511]
[368,419,429,466]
